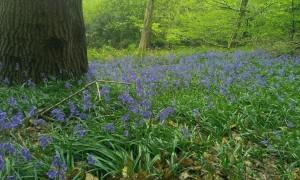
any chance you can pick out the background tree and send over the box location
[83,0,299,54]
[228,0,249,48]
[139,0,155,51]
[0,0,88,84]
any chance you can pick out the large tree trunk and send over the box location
[138,0,154,51]
[228,0,249,48]
[0,0,88,84]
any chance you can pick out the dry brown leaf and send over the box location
[162,168,173,180]
[222,137,228,144]
[136,171,148,180]
[232,132,242,142]
[179,171,190,180]
[122,166,129,178]
[168,120,177,127]
[292,168,300,179]
[203,152,217,163]
[85,173,99,180]
[180,158,194,167]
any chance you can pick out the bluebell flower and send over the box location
[51,154,62,167]
[0,154,5,170]
[48,154,67,179]
[68,102,80,117]
[32,119,47,126]
[51,109,65,122]
[0,143,16,154]
[141,111,151,119]
[123,130,129,137]
[82,90,93,111]
[26,79,36,87]
[28,106,37,118]
[273,131,281,139]
[74,124,86,138]
[135,79,144,97]
[87,154,95,165]
[181,128,191,138]
[79,113,87,120]
[129,104,139,114]
[64,82,72,89]
[118,92,135,105]
[121,114,130,122]
[286,121,296,129]
[100,86,111,102]
[260,138,270,147]
[7,97,17,107]
[6,176,16,180]
[0,110,7,129]
[47,169,58,179]
[10,112,24,128]
[0,110,6,120]
[103,123,115,133]
[192,109,200,118]
[159,107,174,124]
[20,148,31,161]
[38,136,53,150]
[140,99,152,110]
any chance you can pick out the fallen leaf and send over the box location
[180,158,194,167]
[168,120,177,127]
[122,166,129,178]
[179,171,190,180]
[85,173,99,180]
[203,152,217,163]
[222,137,228,144]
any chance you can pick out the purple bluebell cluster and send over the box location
[51,108,65,122]
[0,154,4,170]
[64,82,72,89]
[32,119,47,126]
[103,123,115,133]
[20,148,31,161]
[82,90,93,111]
[28,106,37,118]
[68,101,80,117]
[0,111,24,130]
[7,97,17,108]
[74,124,86,138]
[38,136,53,150]
[159,107,174,124]
[47,154,67,179]
[100,86,111,102]
[87,153,96,165]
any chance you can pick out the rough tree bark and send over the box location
[0,0,88,84]
[228,0,249,48]
[139,0,155,51]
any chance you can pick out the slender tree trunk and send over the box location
[228,0,249,48]
[139,0,155,51]
[291,0,296,40]
[0,0,88,84]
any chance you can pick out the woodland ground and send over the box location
[0,49,299,179]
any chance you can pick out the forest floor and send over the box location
[0,50,300,179]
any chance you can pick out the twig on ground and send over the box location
[22,80,131,123]
[95,82,102,101]
[39,80,131,115]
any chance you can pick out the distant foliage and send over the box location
[84,0,300,52]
